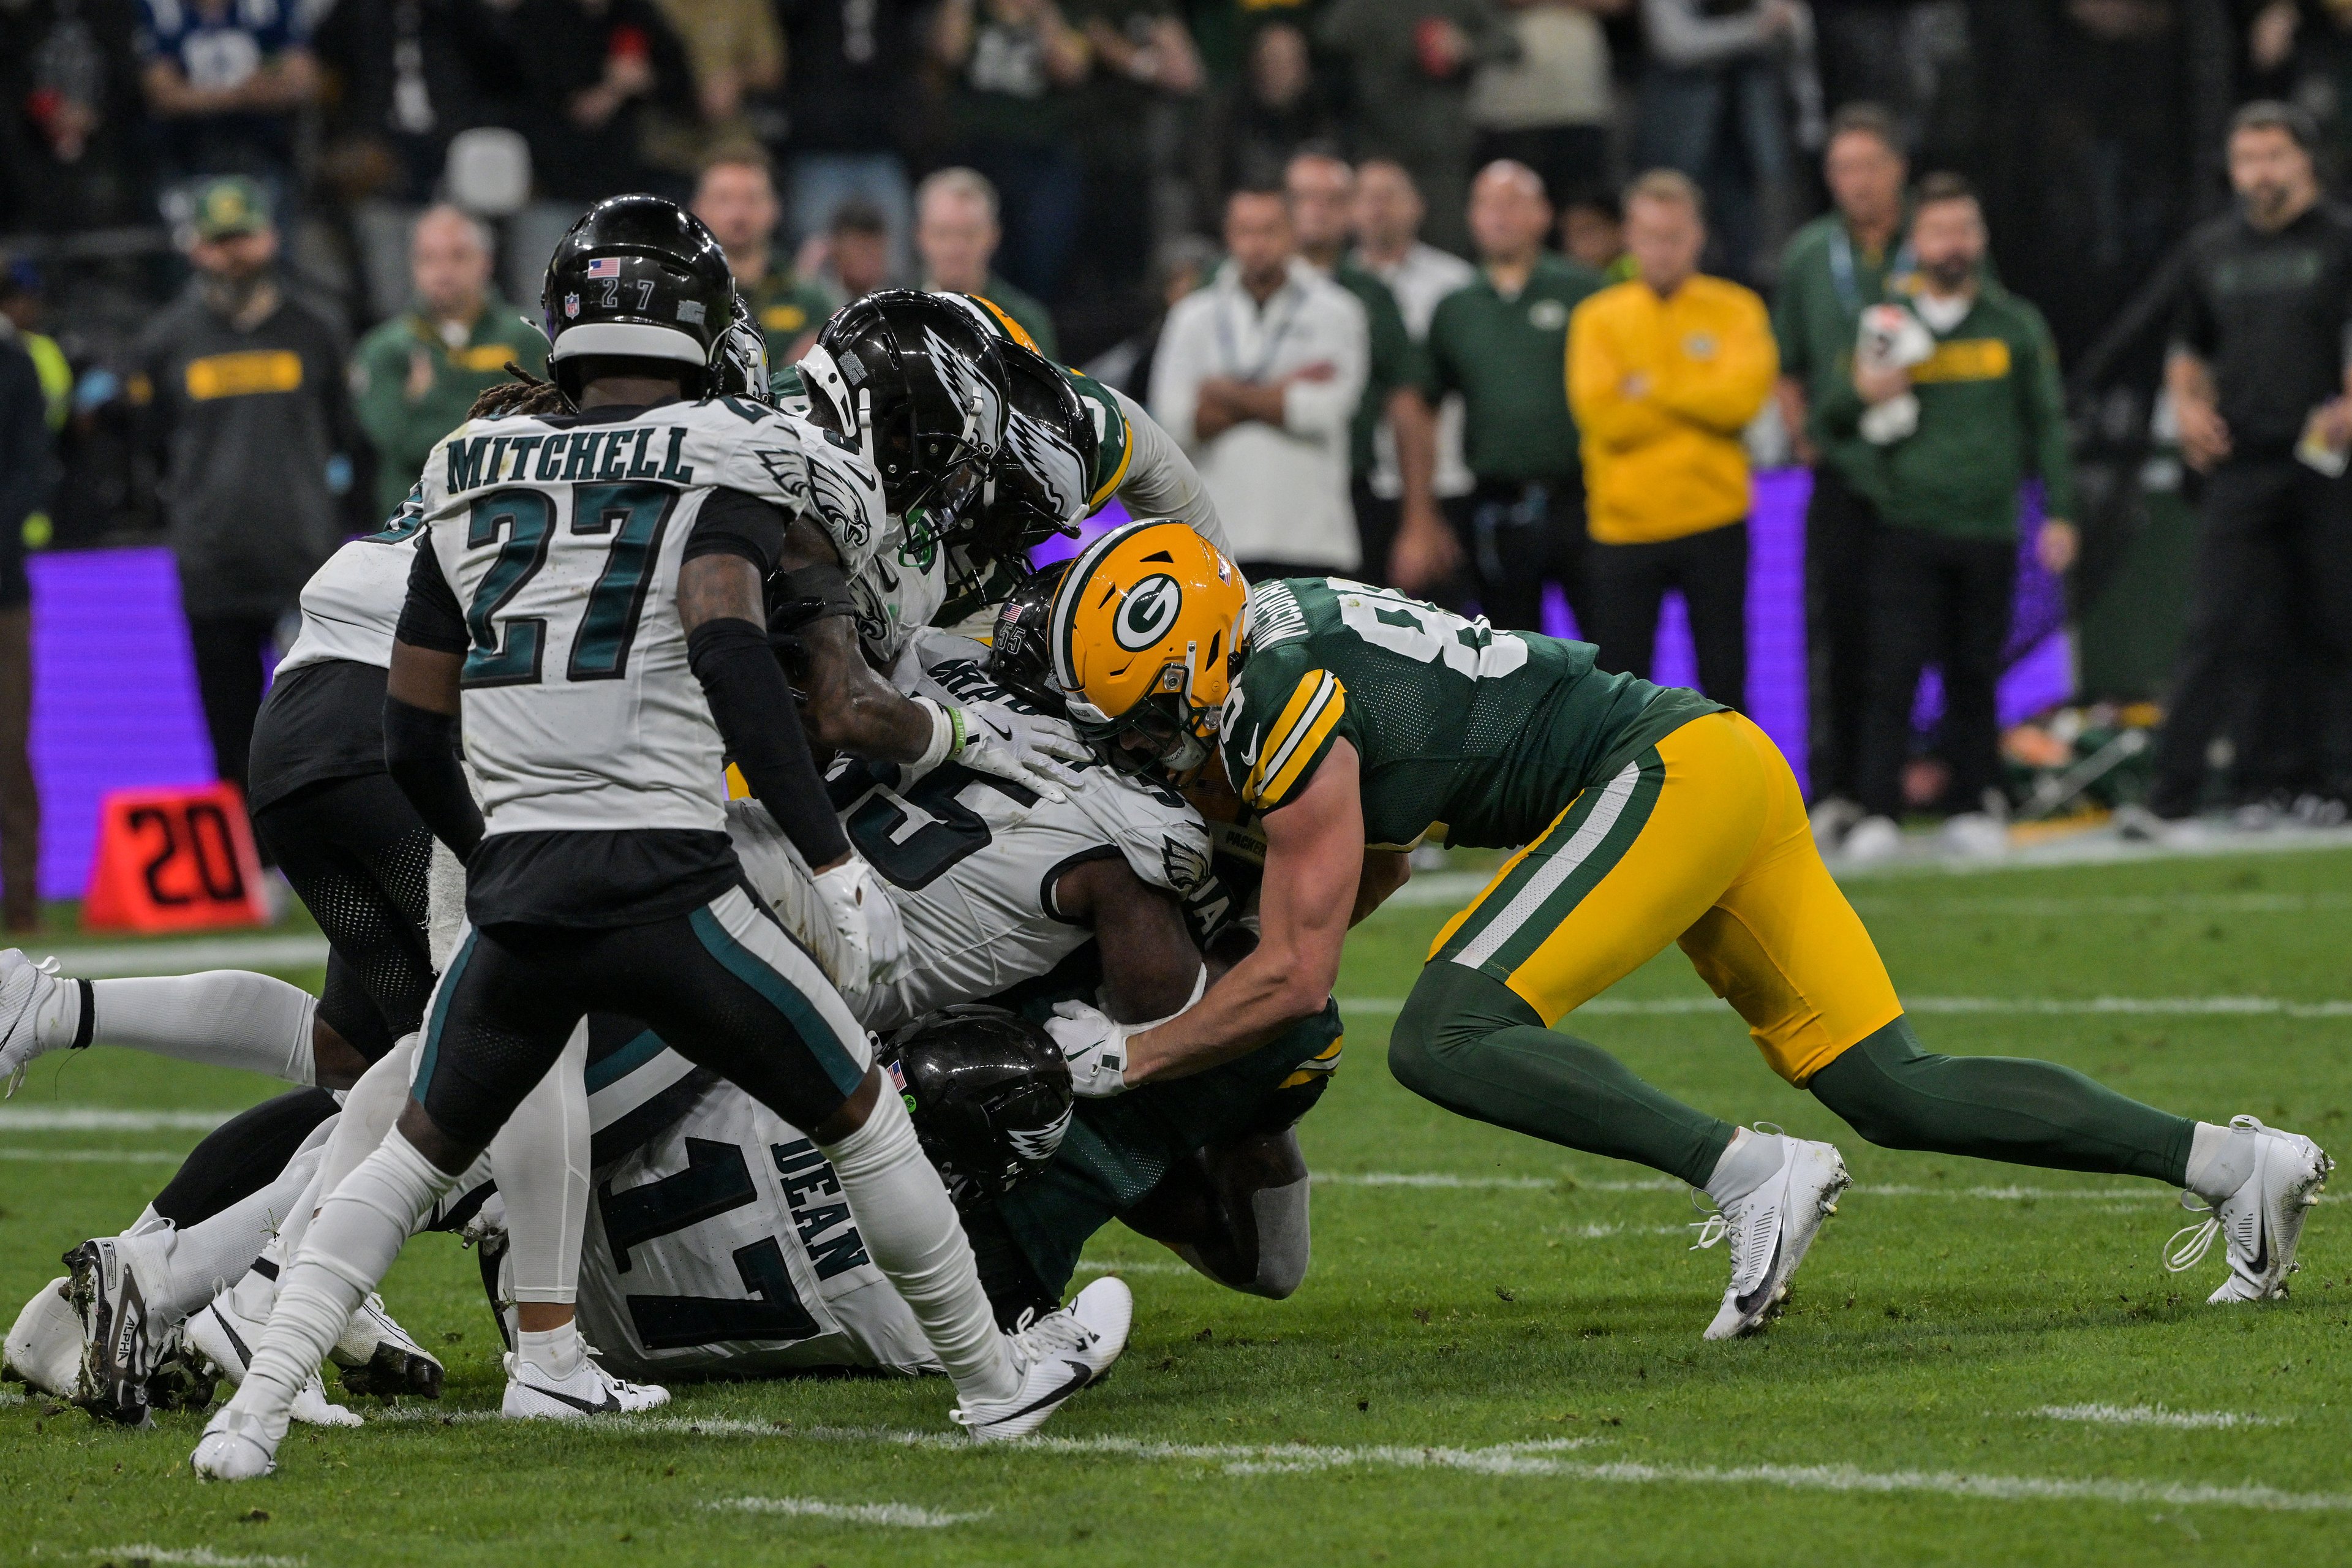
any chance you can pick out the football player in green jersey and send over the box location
[1038,520,2332,1338]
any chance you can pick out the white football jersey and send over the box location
[831,630,1210,1030]
[416,397,887,836]
[273,492,424,676]
[569,1079,937,1381]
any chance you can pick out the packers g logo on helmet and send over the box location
[1049,521,1246,781]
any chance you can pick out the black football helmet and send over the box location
[541,194,737,401]
[986,561,1069,716]
[797,289,1008,547]
[976,339,1096,556]
[711,295,771,402]
[884,1004,1073,1210]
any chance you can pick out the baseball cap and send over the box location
[191,177,274,241]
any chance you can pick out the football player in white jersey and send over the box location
[190,196,1129,1482]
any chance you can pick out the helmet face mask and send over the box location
[806,292,1009,546]
[540,194,739,401]
[884,1004,1074,1210]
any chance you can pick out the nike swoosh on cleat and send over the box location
[1732,1238,1785,1316]
[974,1362,1095,1428]
[208,1308,252,1371]
[526,1381,622,1415]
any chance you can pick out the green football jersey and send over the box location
[1221,578,1721,850]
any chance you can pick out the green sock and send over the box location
[1390,962,1735,1188]
[1807,1016,2196,1184]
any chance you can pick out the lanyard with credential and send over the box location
[1213,281,1306,383]
[1828,225,1915,314]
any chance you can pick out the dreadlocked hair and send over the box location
[467,363,571,420]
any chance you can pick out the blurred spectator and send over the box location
[1072,0,1202,300]
[1771,101,1905,831]
[1825,175,2075,862]
[1203,21,1340,200]
[502,0,695,275]
[777,0,923,281]
[930,0,1093,303]
[1318,0,1514,256]
[1634,0,1812,283]
[1426,160,1601,630]
[0,265,71,434]
[1559,187,1629,279]
[136,0,320,190]
[309,0,516,318]
[1470,0,1623,208]
[916,166,1059,358]
[0,0,150,233]
[1353,157,1474,592]
[2144,102,2352,827]
[134,178,355,801]
[1569,169,1773,704]
[0,286,57,930]
[350,205,543,521]
[693,155,833,364]
[1286,151,1444,592]
[798,196,897,305]
[640,0,782,182]
[1150,185,1368,578]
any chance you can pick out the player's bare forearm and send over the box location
[1354,848,1411,924]
[1123,745,1363,1085]
[677,551,765,635]
[1055,858,1205,1023]
[796,614,933,761]
[773,513,932,761]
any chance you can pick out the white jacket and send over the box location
[1149,257,1368,571]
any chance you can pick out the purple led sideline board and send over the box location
[27,480,2070,898]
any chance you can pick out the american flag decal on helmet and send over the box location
[586,257,622,279]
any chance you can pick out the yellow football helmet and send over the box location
[1047,519,1246,780]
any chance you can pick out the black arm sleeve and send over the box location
[687,616,850,868]
[683,486,788,569]
[394,535,470,654]
[384,695,484,862]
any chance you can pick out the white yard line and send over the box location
[83,1552,303,1568]
[369,1416,2352,1510]
[34,934,329,978]
[0,1107,233,1132]
[704,1497,989,1528]
[0,1148,184,1163]
[1311,1172,2173,1201]
[2035,1405,2287,1430]
[1338,995,2352,1019]
[1074,1259,1197,1276]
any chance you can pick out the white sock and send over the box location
[516,1321,584,1377]
[2184,1120,2258,1204]
[280,1035,417,1265]
[820,1089,1017,1404]
[1705,1127,1785,1205]
[231,1131,456,1430]
[142,1145,323,1321]
[76,971,318,1084]
[490,1022,589,1305]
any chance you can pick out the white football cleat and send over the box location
[1692,1130,1850,1340]
[2166,1117,2333,1302]
[191,1403,285,1480]
[500,1349,669,1419]
[185,1300,358,1427]
[1807,796,1863,852]
[331,1293,443,1399]
[65,1235,166,1426]
[4,1276,83,1398]
[0,949,66,1096]
[953,1275,1132,1442]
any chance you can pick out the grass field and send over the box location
[4,845,2350,1567]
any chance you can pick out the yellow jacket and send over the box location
[1567,274,1777,544]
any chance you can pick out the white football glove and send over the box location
[1044,1000,1135,1098]
[813,856,910,987]
[953,699,1088,801]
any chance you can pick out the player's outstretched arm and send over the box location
[1054,743,1363,1092]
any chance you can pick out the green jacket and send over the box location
[741,266,836,366]
[1427,252,1604,484]
[1815,283,2076,539]
[1771,211,1910,499]
[352,293,546,518]
[1331,259,1429,479]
